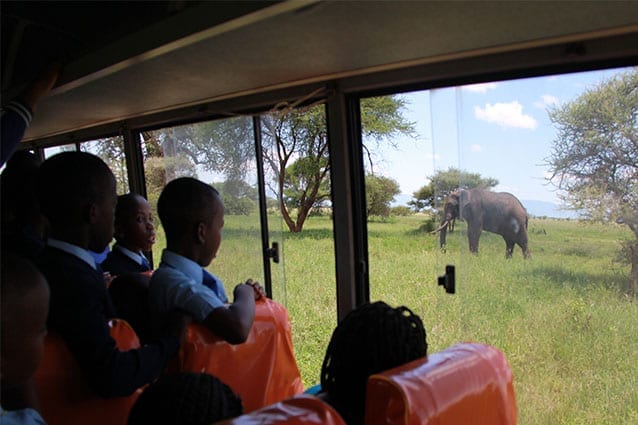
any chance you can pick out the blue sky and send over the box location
[372,66,633,206]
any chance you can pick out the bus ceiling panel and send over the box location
[16,1,638,143]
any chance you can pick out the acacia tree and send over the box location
[262,96,415,233]
[366,174,400,218]
[409,167,498,213]
[546,69,638,293]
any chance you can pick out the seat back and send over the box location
[34,319,142,425]
[218,394,346,425]
[176,297,304,412]
[365,342,517,425]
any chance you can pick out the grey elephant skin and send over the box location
[435,189,531,259]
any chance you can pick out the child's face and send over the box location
[117,196,156,252]
[0,276,50,387]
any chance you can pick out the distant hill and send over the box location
[521,200,579,219]
[391,193,579,219]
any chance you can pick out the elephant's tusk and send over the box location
[430,220,449,234]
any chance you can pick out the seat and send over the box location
[33,319,143,425]
[364,342,517,425]
[217,394,346,425]
[175,297,304,412]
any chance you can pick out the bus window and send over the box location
[362,66,637,423]
[79,137,128,195]
[43,143,76,159]
[259,103,337,388]
[140,117,268,299]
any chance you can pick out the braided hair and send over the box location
[320,301,427,424]
[127,372,243,425]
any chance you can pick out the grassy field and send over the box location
[152,214,637,424]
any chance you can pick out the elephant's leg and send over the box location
[505,239,515,259]
[518,232,531,259]
[468,226,481,255]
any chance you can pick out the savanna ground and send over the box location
[153,215,637,424]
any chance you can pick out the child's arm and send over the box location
[202,283,256,344]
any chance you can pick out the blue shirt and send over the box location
[113,245,150,268]
[149,250,228,322]
[0,406,47,425]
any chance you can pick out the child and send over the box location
[35,151,186,398]
[0,150,47,262]
[0,253,50,424]
[101,193,155,276]
[149,177,263,344]
[319,301,428,425]
[127,372,243,425]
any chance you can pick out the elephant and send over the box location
[433,188,530,259]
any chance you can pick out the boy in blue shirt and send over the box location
[0,253,49,424]
[149,177,262,344]
[101,193,155,276]
[35,152,186,398]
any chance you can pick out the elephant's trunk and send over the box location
[440,223,448,248]
[431,220,449,248]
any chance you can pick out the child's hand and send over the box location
[245,279,265,300]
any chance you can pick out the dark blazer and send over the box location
[101,247,150,276]
[36,246,178,398]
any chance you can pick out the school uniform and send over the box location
[101,245,151,276]
[36,239,179,398]
[149,249,228,322]
[1,99,32,166]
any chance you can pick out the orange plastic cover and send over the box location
[176,297,304,412]
[34,319,142,425]
[365,342,517,425]
[218,394,346,425]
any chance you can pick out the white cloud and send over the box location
[534,94,559,109]
[470,144,483,152]
[462,82,498,93]
[474,101,538,129]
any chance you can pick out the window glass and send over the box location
[259,103,336,388]
[80,137,128,194]
[43,143,76,159]
[363,67,637,423]
[142,118,265,291]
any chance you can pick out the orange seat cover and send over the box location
[218,394,346,425]
[34,319,142,425]
[176,298,304,412]
[365,342,517,425]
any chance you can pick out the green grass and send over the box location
[151,214,637,424]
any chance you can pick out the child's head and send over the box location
[0,253,50,388]
[320,301,427,424]
[114,193,155,253]
[127,372,243,425]
[37,151,117,252]
[1,150,43,228]
[157,177,224,266]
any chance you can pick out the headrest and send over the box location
[217,394,346,425]
[365,342,517,425]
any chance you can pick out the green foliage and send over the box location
[214,180,258,216]
[390,205,413,217]
[283,156,331,211]
[275,215,637,424]
[82,137,129,194]
[409,167,498,212]
[365,174,400,218]
[546,69,638,292]
[263,95,415,233]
